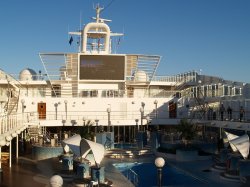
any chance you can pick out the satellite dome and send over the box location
[19,68,37,81]
[134,70,148,82]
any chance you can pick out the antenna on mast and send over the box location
[95,4,104,23]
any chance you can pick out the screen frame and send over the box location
[78,54,126,81]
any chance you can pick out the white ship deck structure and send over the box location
[1,5,250,170]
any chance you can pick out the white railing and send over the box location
[152,71,198,83]
[0,113,26,135]
[127,168,139,186]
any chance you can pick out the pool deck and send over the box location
[0,153,250,187]
[0,155,136,187]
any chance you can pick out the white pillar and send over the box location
[9,140,12,168]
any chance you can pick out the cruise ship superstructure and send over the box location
[1,5,250,168]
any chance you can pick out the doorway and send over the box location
[38,102,46,119]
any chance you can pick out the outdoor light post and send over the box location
[154,100,158,119]
[107,107,111,132]
[146,115,150,131]
[134,119,139,142]
[82,117,89,134]
[135,119,139,132]
[154,100,159,130]
[64,100,68,120]
[83,117,86,126]
[95,119,99,134]
[155,157,165,187]
[54,103,58,120]
[140,107,144,131]
[141,102,145,109]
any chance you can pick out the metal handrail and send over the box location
[127,168,139,186]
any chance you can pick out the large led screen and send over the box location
[79,55,125,80]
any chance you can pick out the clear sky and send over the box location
[0,0,249,82]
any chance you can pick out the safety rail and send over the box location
[152,70,198,83]
[127,168,139,186]
[0,113,26,135]
[29,109,170,122]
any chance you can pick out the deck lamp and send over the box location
[140,107,144,131]
[50,175,63,187]
[141,102,145,108]
[146,115,150,130]
[64,100,68,120]
[95,119,99,133]
[155,157,165,187]
[82,117,86,126]
[135,119,139,131]
[154,100,158,119]
[54,103,58,120]
[107,107,111,132]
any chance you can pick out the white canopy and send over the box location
[62,135,105,165]
[224,131,239,152]
[62,134,81,157]
[230,134,249,159]
[80,138,105,165]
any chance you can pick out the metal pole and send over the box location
[157,168,162,187]
[108,112,110,132]
[65,102,67,120]
[140,109,143,131]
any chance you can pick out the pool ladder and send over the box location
[127,168,139,186]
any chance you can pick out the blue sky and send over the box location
[0,0,249,82]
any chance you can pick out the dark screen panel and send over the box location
[79,55,125,80]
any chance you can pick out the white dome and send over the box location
[155,157,165,168]
[19,68,37,81]
[134,70,148,82]
[50,175,63,187]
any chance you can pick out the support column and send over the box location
[133,125,136,142]
[117,126,120,143]
[16,135,19,159]
[123,126,126,143]
[129,126,131,143]
[9,140,12,168]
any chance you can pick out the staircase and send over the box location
[2,72,23,115]
[5,94,19,115]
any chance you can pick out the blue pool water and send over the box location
[113,162,206,187]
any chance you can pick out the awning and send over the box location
[230,134,249,159]
[224,131,250,159]
[224,131,238,152]
[62,134,81,157]
[80,138,105,165]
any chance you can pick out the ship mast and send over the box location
[95,5,103,23]
[69,4,123,54]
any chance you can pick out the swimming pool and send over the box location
[113,162,206,187]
